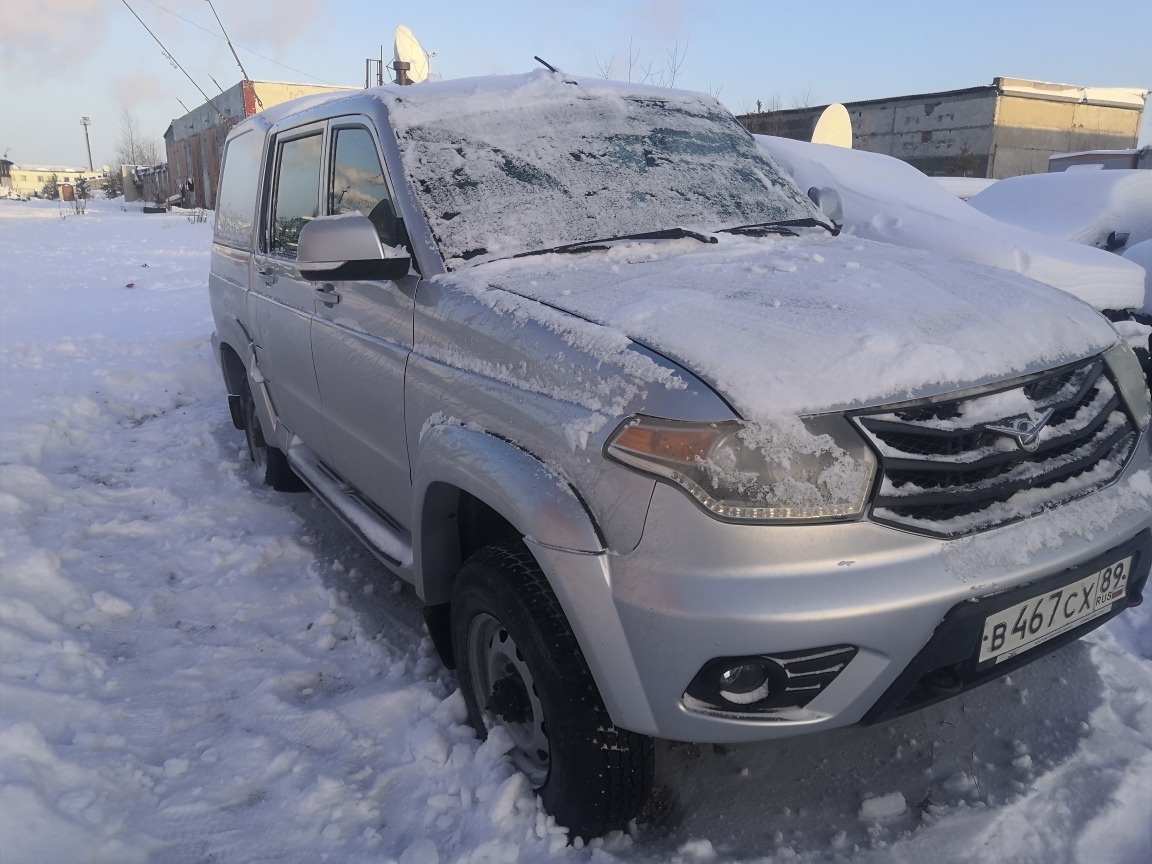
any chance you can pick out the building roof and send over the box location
[739,78,1149,118]
[9,164,98,173]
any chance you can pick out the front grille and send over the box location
[855,357,1138,537]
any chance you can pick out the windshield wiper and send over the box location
[719,217,837,238]
[513,227,718,259]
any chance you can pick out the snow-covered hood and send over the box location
[449,233,1119,419]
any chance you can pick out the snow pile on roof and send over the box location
[968,169,1152,253]
[757,135,1147,312]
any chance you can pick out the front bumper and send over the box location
[536,447,1152,743]
[861,527,1149,724]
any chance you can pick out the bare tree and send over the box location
[116,106,161,168]
[790,86,815,110]
[661,40,688,88]
[593,38,696,90]
[625,38,643,83]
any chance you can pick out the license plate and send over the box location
[978,556,1133,664]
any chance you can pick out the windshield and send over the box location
[385,74,822,267]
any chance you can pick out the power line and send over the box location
[143,0,339,87]
[119,0,226,121]
[204,0,262,109]
[205,0,259,109]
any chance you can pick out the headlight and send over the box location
[1105,342,1151,431]
[605,414,877,522]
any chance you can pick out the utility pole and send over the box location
[80,116,93,171]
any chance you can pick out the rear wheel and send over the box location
[451,541,654,839]
[239,381,305,492]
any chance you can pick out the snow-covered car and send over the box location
[756,135,1148,315]
[1124,238,1152,299]
[208,71,1152,838]
[757,135,1152,380]
[968,168,1152,256]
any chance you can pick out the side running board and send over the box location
[286,445,414,568]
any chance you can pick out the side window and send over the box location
[270,132,323,256]
[329,126,398,247]
[214,130,262,248]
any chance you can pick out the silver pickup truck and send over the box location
[208,70,1152,838]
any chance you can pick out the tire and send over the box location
[239,381,306,492]
[451,541,654,839]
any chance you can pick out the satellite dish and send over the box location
[394,25,431,84]
[811,103,852,148]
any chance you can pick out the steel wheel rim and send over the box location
[467,611,550,785]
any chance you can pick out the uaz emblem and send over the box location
[985,408,1055,452]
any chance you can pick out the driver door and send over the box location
[310,121,417,526]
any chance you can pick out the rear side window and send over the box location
[270,132,323,256]
[329,126,398,247]
[214,130,262,248]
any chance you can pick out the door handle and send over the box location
[257,267,277,286]
[314,284,341,306]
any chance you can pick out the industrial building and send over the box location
[1,160,107,199]
[738,77,1148,179]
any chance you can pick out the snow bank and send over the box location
[0,201,563,863]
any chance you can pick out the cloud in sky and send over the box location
[0,0,327,79]
[626,0,686,41]
[0,0,106,74]
[114,69,174,109]
[220,0,327,53]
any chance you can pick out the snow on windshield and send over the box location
[381,71,819,267]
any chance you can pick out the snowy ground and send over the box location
[1,198,1150,863]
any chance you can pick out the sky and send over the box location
[1,0,1149,169]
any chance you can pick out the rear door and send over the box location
[310,121,417,524]
[249,122,330,461]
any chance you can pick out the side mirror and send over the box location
[297,213,411,282]
[1104,230,1130,253]
[807,186,844,235]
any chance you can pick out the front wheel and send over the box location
[451,541,654,840]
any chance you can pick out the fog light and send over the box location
[718,663,773,704]
[684,645,858,718]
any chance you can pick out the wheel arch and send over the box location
[214,318,255,431]
[218,340,246,395]
[412,422,604,607]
